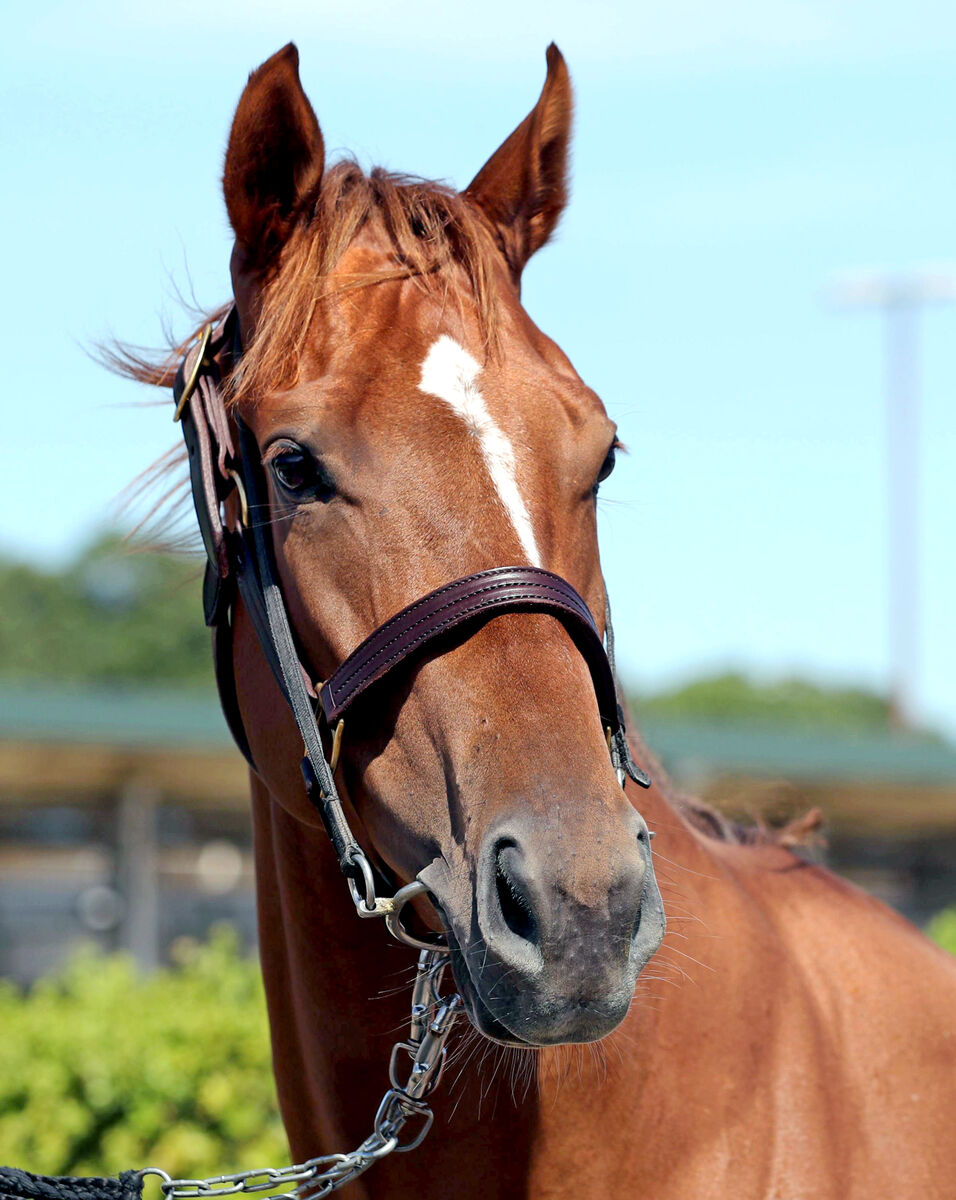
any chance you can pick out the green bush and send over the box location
[927,907,956,955]
[0,928,286,1180]
[631,671,899,733]
[0,535,212,690]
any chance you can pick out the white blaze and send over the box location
[418,335,541,567]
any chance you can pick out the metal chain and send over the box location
[140,951,461,1200]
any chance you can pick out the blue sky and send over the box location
[2,1,955,734]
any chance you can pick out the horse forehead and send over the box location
[281,268,600,442]
[324,243,588,404]
[413,333,601,444]
[261,333,595,463]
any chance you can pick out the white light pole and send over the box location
[830,269,956,730]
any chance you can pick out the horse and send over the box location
[120,42,956,1200]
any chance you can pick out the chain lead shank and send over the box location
[142,952,459,1200]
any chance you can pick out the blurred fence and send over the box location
[2,683,956,982]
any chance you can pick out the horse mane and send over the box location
[101,160,504,548]
[625,729,825,848]
[681,798,824,847]
[104,159,501,404]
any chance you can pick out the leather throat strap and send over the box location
[173,306,650,876]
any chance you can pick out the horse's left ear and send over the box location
[464,43,573,281]
[223,43,325,268]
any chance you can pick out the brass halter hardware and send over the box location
[172,323,213,421]
[225,468,250,528]
[330,718,345,774]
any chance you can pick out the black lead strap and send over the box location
[604,592,652,790]
[0,1168,142,1200]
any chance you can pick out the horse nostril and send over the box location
[494,841,539,946]
[631,896,644,941]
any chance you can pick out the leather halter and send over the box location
[173,306,650,892]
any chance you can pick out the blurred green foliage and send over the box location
[1,537,907,729]
[0,928,285,1179]
[0,536,211,690]
[927,907,956,955]
[631,671,899,733]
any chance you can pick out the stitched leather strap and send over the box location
[174,310,237,584]
[320,567,619,728]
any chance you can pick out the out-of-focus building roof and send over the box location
[1,684,953,980]
[0,685,232,748]
[1,684,955,833]
[0,685,245,805]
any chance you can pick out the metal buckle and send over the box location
[224,468,250,528]
[388,1040,445,1101]
[329,719,345,774]
[173,324,213,421]
[384,880,449,952]
[373,1090,435,1154]
[346,849,381,916]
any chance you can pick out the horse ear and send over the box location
[464,44,573,281]
[223,43,324,267]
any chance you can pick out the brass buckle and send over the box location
[225,468,250,528]
[330,718,345,774]
[173,324,213,422]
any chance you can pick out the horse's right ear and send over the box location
[223,43,324,268]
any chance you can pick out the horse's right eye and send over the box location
[273,448,313,492]
[269,443,336,503]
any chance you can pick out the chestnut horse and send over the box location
[129,43,956,1200]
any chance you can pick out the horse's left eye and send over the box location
[593,442,618,493]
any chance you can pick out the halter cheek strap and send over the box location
[172,305,650,933]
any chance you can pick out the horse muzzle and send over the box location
[421,809,666,1046]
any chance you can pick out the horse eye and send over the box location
[272,448,313,491]
[269,445,335,502]
[594,442,618,492]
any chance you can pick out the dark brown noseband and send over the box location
[320,566,622,727]
[173,306,649,914]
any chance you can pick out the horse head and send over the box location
[222,43,664,1047]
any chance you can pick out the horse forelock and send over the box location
[102,159,504,400]
[228,160,504,409]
